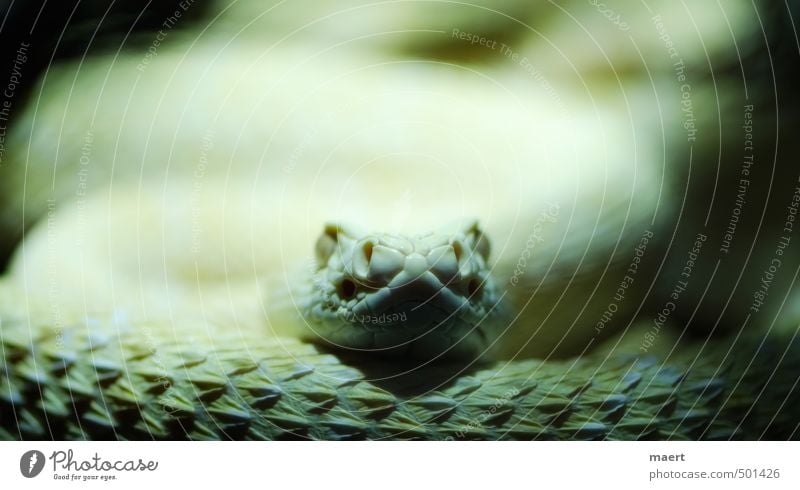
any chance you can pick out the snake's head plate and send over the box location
[305,219,505,359]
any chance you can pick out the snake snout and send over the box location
[306,220,505,358]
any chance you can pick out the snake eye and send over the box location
[338,278,357,299]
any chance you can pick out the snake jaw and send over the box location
[305,219,505,359]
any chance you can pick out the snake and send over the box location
[2,1,800,440]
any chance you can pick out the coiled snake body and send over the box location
[1,29,799,440]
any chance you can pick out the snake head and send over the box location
[305,219,505,359]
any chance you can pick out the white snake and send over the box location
[5,37,668,363]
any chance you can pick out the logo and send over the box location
[20,450,45,478]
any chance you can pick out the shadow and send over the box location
[315,344,487,397]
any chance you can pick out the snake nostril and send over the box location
[338,279,357,299]
[467,278,482,299]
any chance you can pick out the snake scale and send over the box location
[2,0,800,440]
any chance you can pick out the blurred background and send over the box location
[0,0,798,353]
